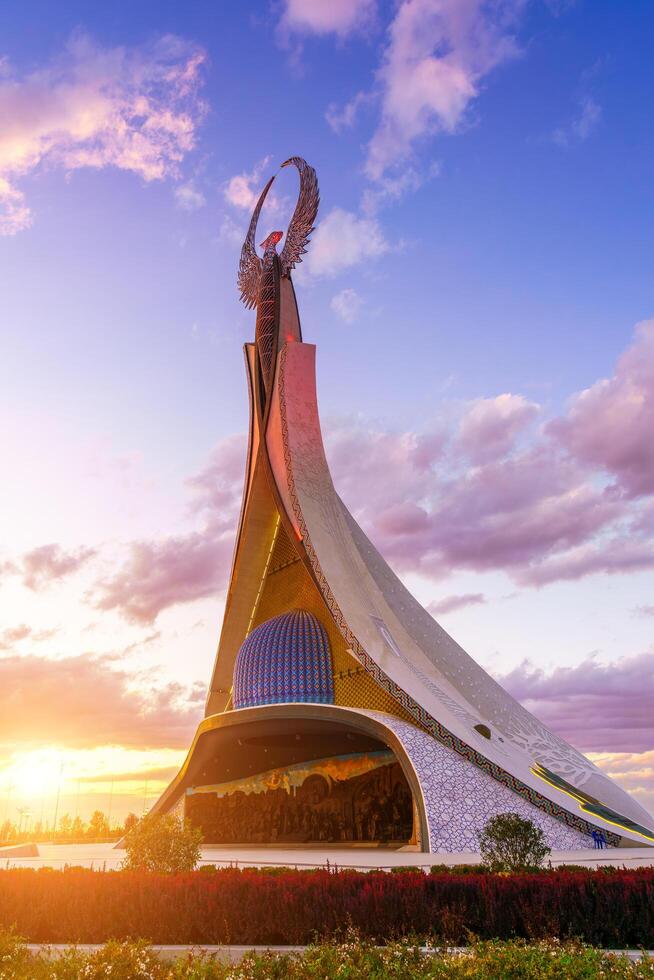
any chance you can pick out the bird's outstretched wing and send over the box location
[279,157,320,277]
[237,175,276,309]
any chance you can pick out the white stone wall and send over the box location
[365,710,591,853]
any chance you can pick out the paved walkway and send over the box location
[1,842,652,870]
[24,944,653,963]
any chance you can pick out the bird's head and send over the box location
[260,230,283,251]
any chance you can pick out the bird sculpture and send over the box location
[237,157,319,400]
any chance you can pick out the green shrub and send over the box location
[430,863,487,875]
[122,814,203,873]
[478,812,551,872]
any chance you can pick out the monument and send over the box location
[152,157,653,852]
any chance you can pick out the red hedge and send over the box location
[0,868,652,946]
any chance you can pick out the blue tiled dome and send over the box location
[233,609,334,709]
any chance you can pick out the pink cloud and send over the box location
[304,208,389,278]
[549,319,654,497]
[91,435,245,624]
[517,537,654,587]
[93,529,234,625]
[324,322,654,587]
[18,543,96,590]
[457,393,539,463]
[222,157,287,215]
[364,0,524,180]
[498,651,654,754]
[184,434,246,512]
[428,592,486,615]
[330,420,623,582]
[0,624,57,650]
[0,653,203,749]
[0,31,206,233]
[279,0,377,39]
[0,624,31,646]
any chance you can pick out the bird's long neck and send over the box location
[255,252,280,402]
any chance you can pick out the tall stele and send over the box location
[153,157,653,851]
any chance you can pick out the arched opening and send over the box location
[182,714,416,847]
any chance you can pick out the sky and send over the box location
[0,0,653,828]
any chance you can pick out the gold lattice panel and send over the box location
[268,523,301,573]
[250,525,416,726]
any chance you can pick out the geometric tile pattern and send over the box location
[362,710,592,852]
[233,609,334,709]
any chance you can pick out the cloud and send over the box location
[279,0,377,39]
[0,31,206,234]
[331,288,364,323]
[549,319,654,497]
[517,537,654,587]
[91,435,245,624]
[498,651,654,754]
[552,95,602,147]
[327,409,622,583]
[633,605,654,618]
[322,320,654,587]
[0,624,58,650]
[77,764,179,784]
[223,156,274,211]
[428,592,486,615]
[17,543,97,590]
[218,213,244,246]
[326,91,374,133]
[456,393,539,464]
[304,207,389,277]
[361,162,440,214]
[174,181,206,210]
[0,653,203,749]
[93,529,234,625]
[0,624,32,646]
[590,750,654,815]
[364,0,524,180]
[356,448,613,582]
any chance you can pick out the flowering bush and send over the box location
[0,931,653,978]
[0,867,652,946]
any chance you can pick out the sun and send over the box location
[4,748,64,800]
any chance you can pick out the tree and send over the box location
[121,813,202,873]
[57,813,72,839]
[70,816,85,840]
[87,810,110,839]
[478,812,551,873]
[123,812,139,835]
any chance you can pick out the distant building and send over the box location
[152,158,653,852]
